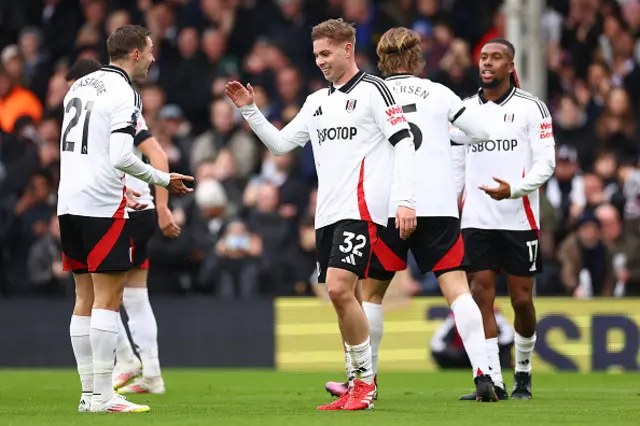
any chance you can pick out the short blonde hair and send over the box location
[377,27,424,77]
[311,18,356,45]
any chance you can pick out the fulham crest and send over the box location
[346,99,357,113]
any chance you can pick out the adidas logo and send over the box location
[341,254,356,265]
[519,359,530,366]
[313,106,323,116]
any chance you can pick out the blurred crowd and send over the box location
[1,0,640,298]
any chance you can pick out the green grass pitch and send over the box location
[0,370,638,425]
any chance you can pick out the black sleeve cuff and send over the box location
[389,129,411,146]
[134,129,152,146]
[450,106,466,123]
[112,126,135,137]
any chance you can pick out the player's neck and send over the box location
[482,81,513,102]
[333,64,360,86]
[109,61,135,82]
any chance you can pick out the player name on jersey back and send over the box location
[460,87,554,231]
[386,74,467,219]
[285,71,411,229]
[57,66,141,219]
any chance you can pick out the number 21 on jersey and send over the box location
[62,97,94,155]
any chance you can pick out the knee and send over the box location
[511,295,533,313]
[327,283,351,306]
[470,280,492,310]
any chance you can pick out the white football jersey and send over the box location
[125,114,154,212]
[58,65,141,219]
[456,87,556,231]
[278,71,411,229]
[385,74,466,218]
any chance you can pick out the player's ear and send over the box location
[344,42,353,59]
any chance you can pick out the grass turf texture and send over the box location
[0,370,638,425]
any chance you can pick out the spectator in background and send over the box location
[0,60,42,133]
[283,214,318,296]
[594,203,627,297]
[546,145,586,245]
[244,151,307,223]
[17,27,51,102]
[617,161,640,296]
[213,219,262,298]
[552,94,596,169]
[246,182,289,295]
[27,214,72,295]
[430,38,477,97]
[267,0,314,79]
[592,151,622,207]
[105,9,132,36]
[139,84,166,128]
[157,103,193,162]
[583,172,605,212]
[557,212,614,298]
[595,88,639,160]
[191,99,258,180]
[6,169,55,293]
[169,26,208,127]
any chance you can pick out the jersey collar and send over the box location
[477,85,516,106]
[385,73,413,81]
[102,65,132,86]
[328,70,365,95]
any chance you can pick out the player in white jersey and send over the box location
[59,25,193,413]
[64,58,178,395]
[226,18,417,411]
[324,27,498,403]
[453,39,556,401]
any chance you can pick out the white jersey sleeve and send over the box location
[240,99,310,155]
[509,107,556,199]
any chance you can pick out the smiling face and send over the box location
[313,37,352,83]
[479,42,514,89]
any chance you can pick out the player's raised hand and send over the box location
[125,189,149,211]
[225,81,254,108]
[157,206,181,238]
[479,177,511,200]
[395,205,417,240]
[166,173,194,194]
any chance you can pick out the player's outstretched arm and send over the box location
[225,81,309,155]
[109,131,193,194]
[445,89,490,144]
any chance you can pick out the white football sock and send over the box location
[344,348,354,384]
[116,313,138,365]
[514,332,536,373]
[362,302,383,376]
[485,338,504,388]
[450,294,490,379]
[123,287,161,378]
[346,338,374,384]
[70,315,93,393]
[90,309,118,403]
